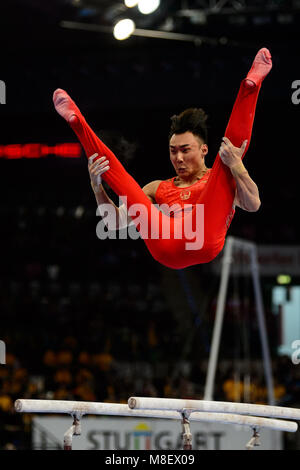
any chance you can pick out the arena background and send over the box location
[0,0,300,450]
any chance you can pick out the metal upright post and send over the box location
[250,245,275,405]
[204,236,234,401]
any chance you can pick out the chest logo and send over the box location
[180,189,191,200]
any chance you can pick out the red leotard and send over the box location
[155,171,212,212]
[155,169,236,246]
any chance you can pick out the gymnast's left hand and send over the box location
[219,137,248,169]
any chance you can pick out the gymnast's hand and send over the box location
[88,153,110,192]
[219,137,248,170]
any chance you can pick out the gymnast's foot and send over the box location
[245,48,272,88]
[53,89,80,126]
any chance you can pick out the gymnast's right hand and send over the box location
[88,153,110,192]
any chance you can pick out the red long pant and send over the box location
[69,80,261,269]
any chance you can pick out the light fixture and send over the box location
[113,18,135,40]
[277,274,292,285]
[124,0,139,7]
[138,0,160,15]
[74,206,85,219]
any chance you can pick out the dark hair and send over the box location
[169,108,208,143]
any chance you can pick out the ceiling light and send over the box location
[113,19,135,40]
[124,0,139,7]
[138,0,160,15]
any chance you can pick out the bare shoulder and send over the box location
[142,180,162,203]
[142,180,162,191]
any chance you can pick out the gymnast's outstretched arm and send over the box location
[218,137,261,212]
[88,152,131,230]
[88,151,160,229]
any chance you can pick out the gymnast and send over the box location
[53,48,272,269]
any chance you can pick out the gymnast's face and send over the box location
[169,132,208,178]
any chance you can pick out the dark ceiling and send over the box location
[1,1,299,151]
[2,0,300,51]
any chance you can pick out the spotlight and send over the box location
[138,0,160,15]
[113,18,135,40]
[124,0,139,7]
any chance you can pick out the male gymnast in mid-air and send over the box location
[53,48,272,269]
